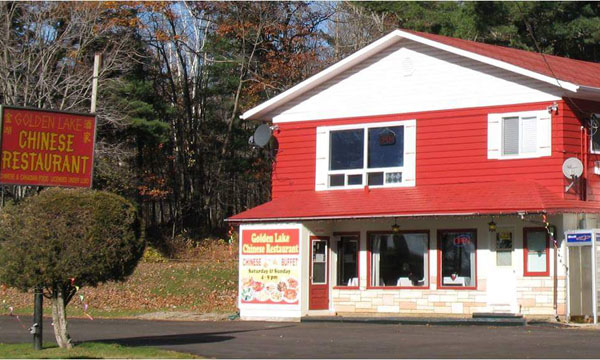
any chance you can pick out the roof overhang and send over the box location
[228,181,600,223]
[241,29,586,122]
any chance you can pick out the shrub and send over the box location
[0,188,144,348]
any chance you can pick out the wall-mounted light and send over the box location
[391,218,400,233]
[488,218,497,232]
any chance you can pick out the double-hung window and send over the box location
[315,120,416,190]
[487,110,551,160]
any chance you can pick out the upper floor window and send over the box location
[315,120,416,190]
[487,110,551,160]
[590,114,600,154]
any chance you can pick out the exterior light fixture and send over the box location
[488,219,497,232]
[391,218,400,233]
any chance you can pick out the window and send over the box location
[336,235,359,287]
[524,228,549,276]
[502,115,537,156]
[438,230,477,288]
[495,230,513,266]
[590,114,600,154]
[315,120,416,190]
[369,232,428,288]
[487,110,551,160]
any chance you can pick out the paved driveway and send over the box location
[0,316,599,358]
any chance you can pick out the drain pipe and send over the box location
[553,237,558,321]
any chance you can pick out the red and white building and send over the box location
[229,30,600,321]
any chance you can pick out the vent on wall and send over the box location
[401,56,414,77]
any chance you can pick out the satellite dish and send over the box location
[251,124,272,148]
[562,157,584,178]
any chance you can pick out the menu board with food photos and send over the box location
[239,228,300,305]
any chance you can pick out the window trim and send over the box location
[523,227,550,277]
[437,229,478,290]
[590,114,600,154]
[316,119,416,191]
[333,232,360,290]
[487,109,551,160]
[366,230,430,290]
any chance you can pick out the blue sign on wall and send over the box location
[567,233,592,244]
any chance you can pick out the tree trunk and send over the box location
[51,290,73,349]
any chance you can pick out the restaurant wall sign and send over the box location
[0,106,96,188]
[240,228,300,305]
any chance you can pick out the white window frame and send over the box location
[315,120,416,191]
[590,114,600,155]
[487,110,551,160]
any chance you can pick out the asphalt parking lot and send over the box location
[1,316,599,358]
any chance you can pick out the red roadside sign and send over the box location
[0,106,96,188]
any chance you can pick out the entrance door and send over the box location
[309,237,329,310]
[487,228,519,313]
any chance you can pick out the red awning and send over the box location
[228,181,600,222]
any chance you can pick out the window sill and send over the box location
[333,286,360,290]
[366,285,429,290]
[495,153,548,160]
[523,272,549,277]
[437,285,478,290]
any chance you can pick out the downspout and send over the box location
[553,230,558,320]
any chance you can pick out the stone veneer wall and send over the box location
[332,277,566,316]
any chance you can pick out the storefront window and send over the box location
[524,228,549,276]
[369,232,428,288]
[337,235,358,287]
[439,230,477,288]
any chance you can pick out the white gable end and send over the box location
[267,39,562,123]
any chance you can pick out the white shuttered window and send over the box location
[488,110,551,160]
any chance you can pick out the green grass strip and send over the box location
[0,342,198,359]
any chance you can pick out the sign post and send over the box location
[0,106,97,349]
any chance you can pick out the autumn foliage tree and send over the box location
[0,188,144,348]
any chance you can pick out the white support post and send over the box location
[90,53,102,113]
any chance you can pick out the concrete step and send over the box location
[472,312,523,319]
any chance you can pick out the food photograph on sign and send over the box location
[239,228,300,305]
[0,107,96,188]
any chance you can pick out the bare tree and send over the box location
[0,2,140,202]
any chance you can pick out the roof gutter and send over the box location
[226,210,547,223]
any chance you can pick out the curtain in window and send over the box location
[371,237,380,286]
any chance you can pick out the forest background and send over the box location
[2,1,600,247]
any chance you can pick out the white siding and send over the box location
[268,40,562,123]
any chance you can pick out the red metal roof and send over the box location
[229,182,600,222]
[404,29,600,89]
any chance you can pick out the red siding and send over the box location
[563,99,600,203]
[271,100,597,202]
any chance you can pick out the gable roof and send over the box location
[228,181,600,222]
[242,29,600,121]
[405,30,600,89]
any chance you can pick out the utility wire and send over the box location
[515,3,592,131]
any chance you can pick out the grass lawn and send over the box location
[1,242,239,318]
[0,342,197,359]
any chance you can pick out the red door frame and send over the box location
[309,236,329,310]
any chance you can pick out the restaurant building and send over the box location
[229,30,600,321]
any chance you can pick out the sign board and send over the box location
[239,228,300,305]
[0,106,96,188]
[567,232,593,246]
